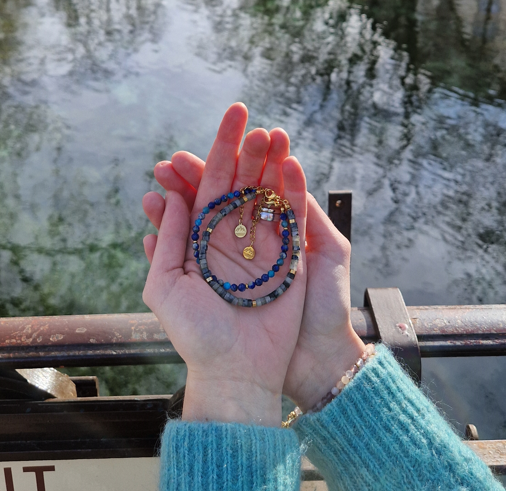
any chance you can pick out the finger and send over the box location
[170,151,205,189]
[150,191,190,277]
[142,191,165,230]
[260,128,290,195]
[195,103,248,210]
[306,193,350,257]
[153,161,197,211]
[143,234,157,264]
[281,157,307,243]
[231,128,270,190]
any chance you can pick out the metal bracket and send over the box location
[364,288,421,384]
[328,191,352,243]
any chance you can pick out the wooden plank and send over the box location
[327,191,352,242]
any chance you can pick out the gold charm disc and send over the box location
[243,246,255,260]
[235,224,247,238]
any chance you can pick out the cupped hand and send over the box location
[142,103,308,426]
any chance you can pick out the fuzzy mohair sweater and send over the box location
[159,345,503,490]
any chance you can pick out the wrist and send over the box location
[182,371,283,427]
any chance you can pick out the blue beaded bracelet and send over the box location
[191,187,300,307]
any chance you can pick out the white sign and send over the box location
[1,457,160,491]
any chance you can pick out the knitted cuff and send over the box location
[294,344,503,491]
[159,420,300,491]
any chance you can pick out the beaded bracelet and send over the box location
[282,344,376,428]
[191,187,300,307]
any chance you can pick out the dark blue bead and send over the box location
[244,188,250,194]
[272,264,280,272]
[193,251,199,258]
[255,278,263,286]
[193,226,200,233]
[230,284,238,292]
[281,245,288,252]
[208,201,216,209]
[261,274,269,282]
[214,198,221,205]
[248,281,256,290]
[238,283,246,292]
[234,190,241,197]
[221,195,227,202]
[280,213,287,221]
[192,243,199,250]
[198,213,205,220]
[282,230,290,238]
[212,275,218,282]
[279,252,287,259]
[191,233,199,241]
[282,238,290,245]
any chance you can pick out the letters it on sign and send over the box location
[3,466,55,491]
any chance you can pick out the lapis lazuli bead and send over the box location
[214,198,221,205]
[208,201,216,209]
[231,284,238,292]
[281,220,288,228]
[228,192,234,199]
[193,251,199,258]
[268,270,275,277]
[234,190,241,197]
[238,283,246,292]
[282,237,289,245]
[221,195,227,202]
[281,245,288,252]
[255,278,263,286]
[282,230,290,238]
[248,281,256,289]
[196,219,202,226]
[261,273,269,282]
[198,213,205,220]
[279,252,287,259]
[224,282,231,290]
[280,213,287,221]
[277,258,284,266]
[203,207,210,214]
[212,275,218,282]
[191,233,199,241]
[272,264,280,272]
[193,225,200,233]
[192,243,199,250]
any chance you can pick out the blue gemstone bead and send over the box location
[282,237,289,245]
[192,243,199,250]
[238,283,246,292]
[224,282,231,290]
[282,230,290,238]
[214,198,221,205]
[279,252,287,259]
[208,202,216,209]
[196,258,200,264]
[281,245,288,252]
[268,270,275,277]
[191,233,199,241]
[277,258,284,266]
[234,190,241,197]
[212,275,217,282]
[198,213,205,220]
[193,225,200,233]
[248,281,256,290]
[221,195,227,202]
[281,220,288,228]
[261,274,269,282]
[231,284,238,292]
[196,219,202,226]
[193,251,199,258]
[272,264,280,272]
[255,278,263,286]
[203,207,210,214]
[280,213,287,221]
[228,192,234,199]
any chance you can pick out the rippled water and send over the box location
[1,0,505,448]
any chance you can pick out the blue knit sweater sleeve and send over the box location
[294,344,504,490]
[159,419,300,491]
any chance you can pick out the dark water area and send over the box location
[0,0,505,460]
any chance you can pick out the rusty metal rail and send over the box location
[0,304,505,368]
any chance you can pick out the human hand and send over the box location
[145,121,364,413]
[142,103,308,426]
